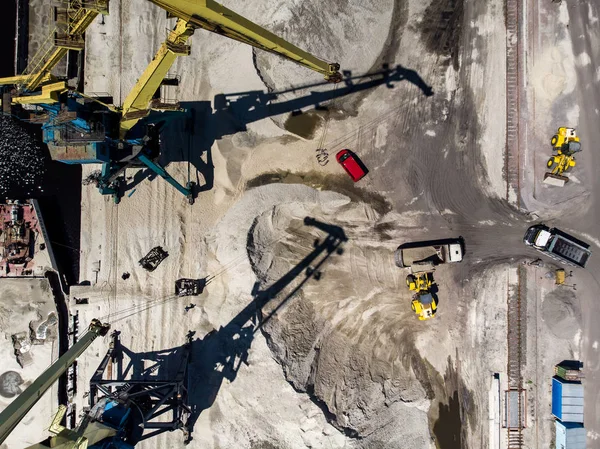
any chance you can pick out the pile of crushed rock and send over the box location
[0,115,46,197]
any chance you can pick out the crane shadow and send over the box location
[89,331,194,444]
[183,217,348,443]
[89,217,347,445]
[129,64,433,196]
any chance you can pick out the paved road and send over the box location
[561,1,600,445]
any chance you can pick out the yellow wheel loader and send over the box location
[550,127,580,151]
[406,272,433,292]
[411,293,437,321]
[544,127,582,187]
[406,272,438,320]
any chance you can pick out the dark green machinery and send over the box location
[0,319,110,445]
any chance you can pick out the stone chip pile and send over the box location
[0,116,46,197]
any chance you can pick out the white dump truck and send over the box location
[523,225,591,268]
[394,239,464,271]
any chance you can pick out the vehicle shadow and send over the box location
[184,217,347,443]
[556,359,583,370]
[127,64,433,196]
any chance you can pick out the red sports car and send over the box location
[336,149,368,182]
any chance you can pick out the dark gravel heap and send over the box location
[0,370,23,398]
[0,115,46,197]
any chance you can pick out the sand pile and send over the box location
[216,184,434,446]
[541,288,581,340]
[254,0,394,88]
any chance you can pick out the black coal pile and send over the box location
[0,115,47,197]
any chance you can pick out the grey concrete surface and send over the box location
[559,1,600,446]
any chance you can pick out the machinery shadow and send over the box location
[397,236,465,251]
[184,217,348,443]
[111,338,188,382]
[556,359,584,370]
[156,64,433,196]
[89,331,194,444]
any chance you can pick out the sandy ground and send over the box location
[520,1,600,447]
[74,0,526,447]
[6,0,593,448]
[0,278,59,449]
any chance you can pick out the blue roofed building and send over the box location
[552,377,584,423]
[555,421,586,449]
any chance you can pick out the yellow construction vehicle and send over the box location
[406,272,438,320]
[544,127,582,187]
[550,127,580,150]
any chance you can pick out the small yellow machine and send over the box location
[555,268,566,285]
[406,272,438,320]
[551,127,580,150]
[544,127,582,187]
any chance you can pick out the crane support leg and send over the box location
[0,320,110,445]
[148,0,341,82]
[120,19,195,137]
[137,153,196,204]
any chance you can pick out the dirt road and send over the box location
[556,1,600,446]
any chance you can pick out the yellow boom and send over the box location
[149,0,341,82]
[120,18,195,137]
[119,0,341,136]
[3,0,341,139]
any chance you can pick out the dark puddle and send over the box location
[283,111,322,139]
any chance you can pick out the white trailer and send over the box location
[394,239,464,271]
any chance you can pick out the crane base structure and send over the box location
[1,0,341,203]
[87,331,193,446]
[24,87,197,204]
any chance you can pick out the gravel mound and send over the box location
[244,196,431,445]
[0,371,24,398]
[541,288,581,339]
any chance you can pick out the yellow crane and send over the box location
[120,0,341,136]
[2,0,341,139]
[0,0,109,95]
[0,0,341,202]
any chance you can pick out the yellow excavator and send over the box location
[544,127,582,187]
[406,272,437,320]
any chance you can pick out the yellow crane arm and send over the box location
[0,1,108,93]
[119,19,195,137]
[0,74,52,86]
[148,0,341,82]
[26,7,103,91]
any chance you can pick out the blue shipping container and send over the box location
[552,378,584,423]
[555,421,586,449]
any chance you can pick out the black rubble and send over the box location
[0,115,46,197]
